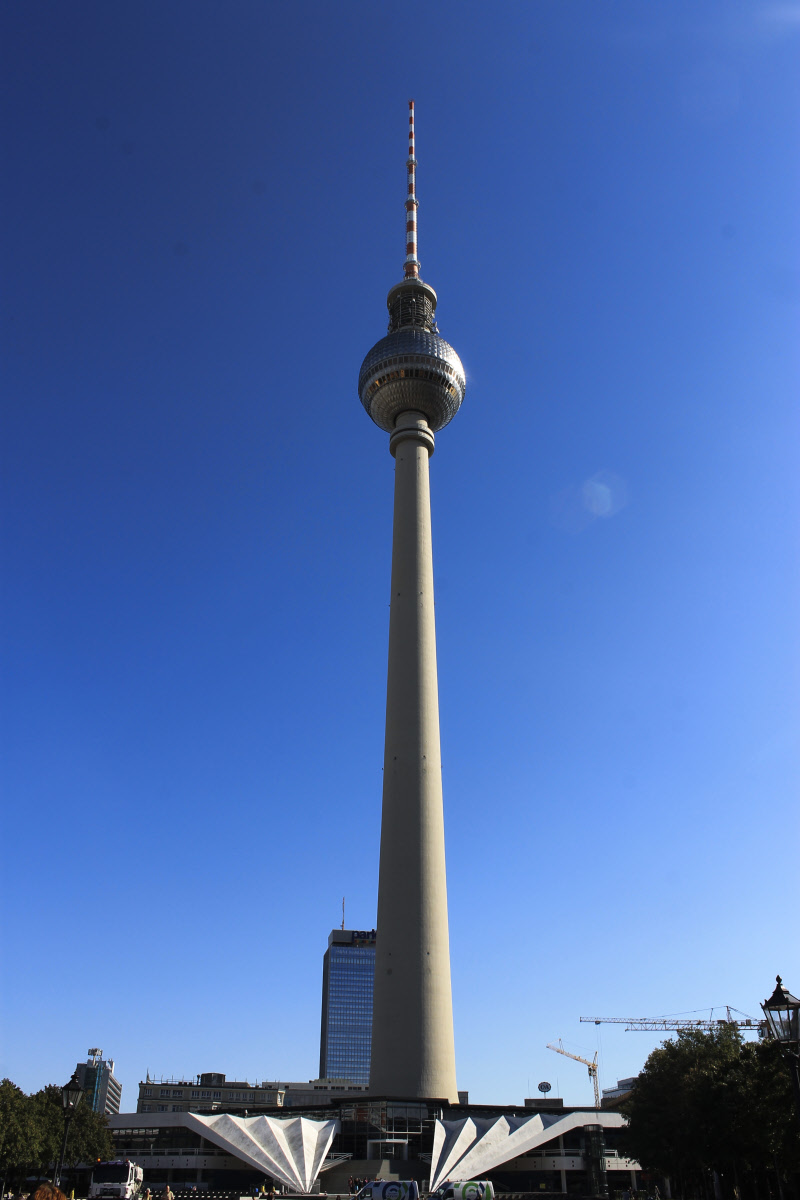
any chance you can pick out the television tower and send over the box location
[359,102,465,1102]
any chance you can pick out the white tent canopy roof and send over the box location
[187,1112,339,1194]
[430,1110,626,1191]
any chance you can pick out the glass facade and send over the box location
[319,931,376,1086]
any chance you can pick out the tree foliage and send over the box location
[618,1028,800,1198]
[0,1079,113,1190]
[0,1079,41,1187]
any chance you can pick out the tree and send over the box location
[28,1087,64,1179]
[729,1039,800,1185]
[65,1093,114,1170]
[0,1079,40,1192]
[30,1085,114,1176]
[618,1028,800,1200]
[0,1080,114,1188]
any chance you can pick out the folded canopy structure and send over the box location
[187,1112,339,1194]
[429,1110,626,1191]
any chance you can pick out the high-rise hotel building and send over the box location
[319,928,376,1086]
[74,1049,122,1115]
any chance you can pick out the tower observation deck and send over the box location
[359,102,463,1103]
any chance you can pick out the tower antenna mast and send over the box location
[404,100,419,278]
[341,896,345,931]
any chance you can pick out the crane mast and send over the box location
[547,1039,601,1109]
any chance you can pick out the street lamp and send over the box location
[54,1072,84,1188]
[761,975,800,1128]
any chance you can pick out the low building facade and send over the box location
[111,1098,640,1195]
[601,1078,637,1107]
[137,1073,370,1115]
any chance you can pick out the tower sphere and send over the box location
[358,278,466,434]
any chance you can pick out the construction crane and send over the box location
[580,1007,762,1033]
[547,1039,601,1109]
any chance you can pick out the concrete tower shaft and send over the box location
[369,413,458,1101]
[362,103,461,1103]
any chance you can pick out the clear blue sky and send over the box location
[2,0,798,1109]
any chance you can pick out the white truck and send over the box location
[89,1160,144,1200]
[356,1184,420,1200]
[430,1184,495,1200]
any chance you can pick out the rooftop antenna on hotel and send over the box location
[341,896,345,931]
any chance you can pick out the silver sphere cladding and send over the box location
[358,328,466,434]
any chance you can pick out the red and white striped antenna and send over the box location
[404,100,419,278]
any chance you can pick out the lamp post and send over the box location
[761,975,800,1130]
[54,1072,84,1188]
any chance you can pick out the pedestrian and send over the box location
[161,1186,174,1200]
[32,1187,67,1200]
